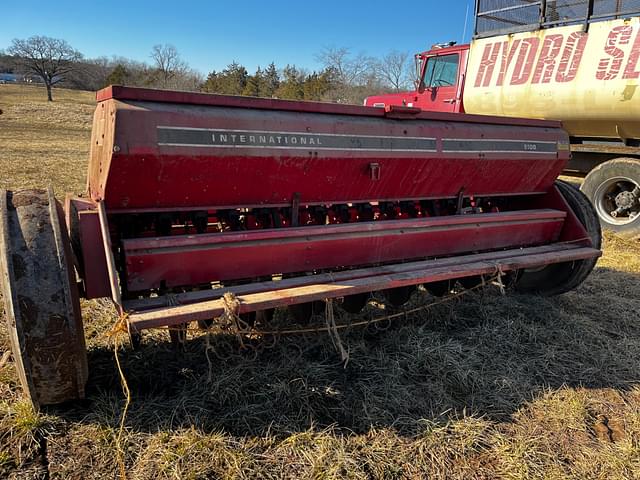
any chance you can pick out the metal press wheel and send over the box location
[425,279,454,297]
[289,301,325,324]
[0,189,88,408]
[514,181,602,296]
[385,286,416,307]
[341,293,370,313]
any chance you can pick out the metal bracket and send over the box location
[456,187,466,214]
[369,163,381,181]
[97,200,123,315]
[291,192,300,227]
[383,104,422,119]
[583,0,595,32]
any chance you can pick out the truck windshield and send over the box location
[422,54,459,88]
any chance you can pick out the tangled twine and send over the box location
[495,265,506,295]
[105,312,132,480]
[325,298,349,366]
[158,272,506,360]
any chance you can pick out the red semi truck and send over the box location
[365,0,640,239]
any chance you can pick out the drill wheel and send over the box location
[0,189,88,408]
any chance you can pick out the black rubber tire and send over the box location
[239,309,275,326]
[515,181,602,296]
[341,293,369,313]
[458,276,483,290]
[425,280,454,297]
[289,301,324,324]
[580,157,640,240]
[385,286,416,306]
[0,189,88,408]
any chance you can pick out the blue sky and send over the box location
[1,1,474,74]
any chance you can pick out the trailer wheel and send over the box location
[514,181,601,296]
[0,189,88,408]
[581,157,640,240]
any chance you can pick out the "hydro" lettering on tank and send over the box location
[474,24,640,87]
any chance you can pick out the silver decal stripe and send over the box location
[157,127,437,152]
[442,138,557,154]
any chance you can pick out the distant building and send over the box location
[0,73,43,84]
[0,73,20,83]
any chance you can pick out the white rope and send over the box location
[324,298,349,366]
[495,265,506,295]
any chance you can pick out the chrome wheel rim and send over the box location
[593,176,640,226]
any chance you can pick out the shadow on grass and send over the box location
[50,266,640,439]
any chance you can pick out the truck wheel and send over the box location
[514,181,601,296]
[581,157,640,240]
[0,189,88,408]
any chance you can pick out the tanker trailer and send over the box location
[365,1,640,238]
[1,86,601,408]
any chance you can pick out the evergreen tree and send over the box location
[263,62,280,97]
[106,64,129,85]
[201,70,220,92]
[302,68,336,101]
[275,65,304,100]
[242,66,263,97]
[201,62,248,95]
[219,62,248,95]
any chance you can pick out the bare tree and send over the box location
[377,50,412,92]
[8,36,83,101]
[150,44,188,88]
[65,56,113,91]
[316,46,374,86]
[315,46,381,103]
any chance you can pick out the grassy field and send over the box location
[1,83,640,479]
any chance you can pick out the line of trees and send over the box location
[0,36,415,103]
[201,63,339,102]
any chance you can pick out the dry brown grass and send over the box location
[1,84,640,479]
[0,84,93,195]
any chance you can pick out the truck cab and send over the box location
[365,1,640,240]
[365,42,469,113]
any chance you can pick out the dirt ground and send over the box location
[1,84,639,479]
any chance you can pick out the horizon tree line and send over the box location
[0,35,415,103]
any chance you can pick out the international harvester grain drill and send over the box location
[1,86,601,407]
